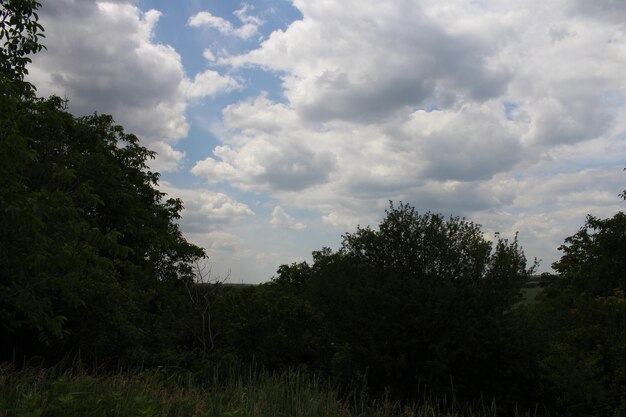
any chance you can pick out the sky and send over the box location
[27,0,626,283]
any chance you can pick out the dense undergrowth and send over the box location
[0,365,548,417]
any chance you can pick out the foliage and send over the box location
[0,1,205,364]
[553,212,626,296]
[525,212,626,416]
[1,0,45,96]
[0,95,205,364]
[272,203,535,407]
[213,284,323,370]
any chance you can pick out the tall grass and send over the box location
[0,364,547,417]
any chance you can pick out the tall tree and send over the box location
[0,0,206,364]
[553,213,626,296]
[533,211,626,416]
[276,202,535,405]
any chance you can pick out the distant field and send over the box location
[518,275,550,305]
[519,286,544,304]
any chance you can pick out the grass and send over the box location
[0,364,547,417]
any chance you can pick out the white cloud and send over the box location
[473,166,625,271]
[183,70,241,99]
[157,182,266,281]
[226,0,510,123]
[159,182,254,234]
[566,0,626,24]
[28,0,239,172]
[203,49,216,62]
[192,97,337,191]
[188,12,233,32]
[400,102,526,181]
[271,206,307,230]
[188,4,263,40]
[150,142,185,172]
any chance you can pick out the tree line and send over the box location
[2,2,625,415]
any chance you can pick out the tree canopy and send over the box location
[526,211,626,416]
[1,0,45,96]
[268,203,535,403]
[0,0,205,364]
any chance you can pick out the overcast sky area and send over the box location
[28,0,626,283]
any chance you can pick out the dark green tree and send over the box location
[1,96,206,364]
[553,213,626,296]
[212,283,322,369]
[276,202,535,405]
[0,0,207,365]
[532,211,626,416]
[1,0,45,96]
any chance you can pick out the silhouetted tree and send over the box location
[1,0,206,364]
[276,202,535,405]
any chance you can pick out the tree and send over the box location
[0,1,207,364]
[1,0,45,96]
[531,211,626,416]
[275,202,535,405]
[182,260,222,358]
[553,213,626,296]
[212,283,322,370]
[1,96,206,364]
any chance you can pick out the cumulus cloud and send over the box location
[159,182,254,234]
[183,70,241,99]
[31,0,626,281]
[208,1,622,194]
[28,0,240,172]
[192,96,337,191]
[472,166,625,271]
[226,0,510,123]
[156,182,297,283]
[192,141,337,191]
[188,3,263,39]
[270,206,307,230]
[400,103,526,182]
[520,93,614,147]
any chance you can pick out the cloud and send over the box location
[159,182,254,234]
[520,94,614,147]
[226,0,510,123]
[192,96,337,191]
[209,0,624,280]
[206,0,624,196]
[30,0,626,282]
[271,206,307,230]
[188,4,263,40]
[566,0,626,23]
[400,103,526,182]
[192,141,337,191]
[157,182,282,282]
[28,0,239,172]
[183,70,241,99]
[472,166,625,271]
